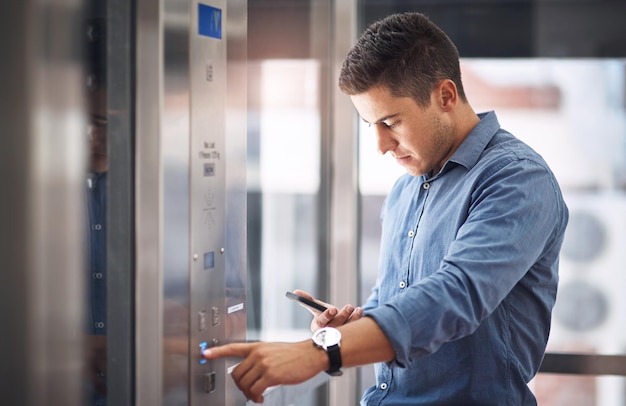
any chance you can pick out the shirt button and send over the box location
[92,224,102,231]
[380,383,388,390]
[399,281,406,289]
[423,182,430,190]
[94,273,103,279]
[407,230,414,238]
[95,322,105,329]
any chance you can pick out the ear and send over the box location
[437,79,458,112]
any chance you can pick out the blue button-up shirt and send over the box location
[361,111,568,405]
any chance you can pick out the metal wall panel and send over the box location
[189,1,228,403]
[106,0,135,404]
[135,0,247,404]
[223,0,248,403]
[135,0,165,403]
[0,1,85,405]
[189,1,247,404]
[161,0,192,403]
[329,1,360,404]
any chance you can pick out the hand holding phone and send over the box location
[285,291,328,312]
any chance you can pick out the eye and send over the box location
[382,120,397,129]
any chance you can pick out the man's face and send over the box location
[351,85,456,177]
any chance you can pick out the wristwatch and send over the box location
[312,327,343,376]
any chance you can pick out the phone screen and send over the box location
[285,291,328,312]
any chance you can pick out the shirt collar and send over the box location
[445,110,501,172]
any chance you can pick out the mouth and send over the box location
[395,156,411,165]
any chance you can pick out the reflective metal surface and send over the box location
[135,0,247,404]
[135,0,163,403]
[328,1,360,405]
[0,1,85,405]
[106,0,135,403]
[224,0,248,402]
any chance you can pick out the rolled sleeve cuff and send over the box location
[364,305,413,368]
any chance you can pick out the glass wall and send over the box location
[357,1,626,404]
[358,56,626,405]
[246,1,335,404]
[248,58,324,338]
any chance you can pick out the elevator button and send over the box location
[204,251,215,269]
[203,371,216,393]
[198,342,208,365]
[212,306,220,326]
[198,310,207,331]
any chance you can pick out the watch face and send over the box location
[314,327,341,347]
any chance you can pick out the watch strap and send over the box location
[325,343,343,376]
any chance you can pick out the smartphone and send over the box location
[285,291,328,312]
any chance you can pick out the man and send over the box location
[204,12,568,405]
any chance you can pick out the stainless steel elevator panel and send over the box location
[1,1,85,405]
[189,1,246,404]
[137,0,246,403]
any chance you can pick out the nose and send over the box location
[374,126,397,155]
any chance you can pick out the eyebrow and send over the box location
[361,113,400,125]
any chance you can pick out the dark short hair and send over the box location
[338,12,466,107]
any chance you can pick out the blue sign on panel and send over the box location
[198,4,222,39]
